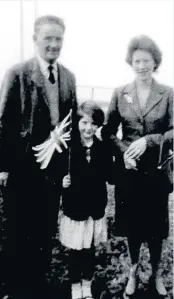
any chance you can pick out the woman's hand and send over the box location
[125,137,147,160]
[123,154,137,170]
[63,174,71,188]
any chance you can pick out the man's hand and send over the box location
[63,174,71,188]
[0,172,9,187]
[124,137,147,160]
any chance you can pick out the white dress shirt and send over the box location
[36,54,58,81]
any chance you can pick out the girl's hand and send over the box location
[125,137,147,160]
[63,174,71,188]
[0,172,9,187]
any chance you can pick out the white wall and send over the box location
[0,1,21,82]
[0,0,173,105]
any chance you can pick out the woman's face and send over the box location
[78,113,98,141]
[132,49,156,82]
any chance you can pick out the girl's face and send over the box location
[78,113,98,141]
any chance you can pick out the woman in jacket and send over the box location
[102,35,173,297]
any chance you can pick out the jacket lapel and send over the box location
[30,57,49,107]
[30,59,68,124]
[123,81,143,122]
[57,63,67,121]
[143,79,165,117]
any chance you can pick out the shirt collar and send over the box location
[81,138,94,149]
[36,54,58,74]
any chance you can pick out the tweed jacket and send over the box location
[0,57,77,173]
[102,79,173,173]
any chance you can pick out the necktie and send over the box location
[48,65,55,84]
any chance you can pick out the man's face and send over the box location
[34,23,64,63]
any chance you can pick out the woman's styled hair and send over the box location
[77,100,105,127]
[34,15,65,33]
[125,35,162,71]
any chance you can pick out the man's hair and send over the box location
[77,100,105,127]
[34,15,65,33]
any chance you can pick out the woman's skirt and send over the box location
[114,169,169,239]
[59,215,107,250]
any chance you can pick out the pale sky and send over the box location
[0,0,173,104]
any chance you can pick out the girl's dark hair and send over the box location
[77,100,105,127]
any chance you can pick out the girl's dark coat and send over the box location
[62,136,113,221]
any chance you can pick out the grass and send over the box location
[0,186,173,299]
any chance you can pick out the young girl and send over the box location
[59,101,113,299]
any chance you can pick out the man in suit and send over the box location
[0,15,77,298]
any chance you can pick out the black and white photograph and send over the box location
[0,1,173,299]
